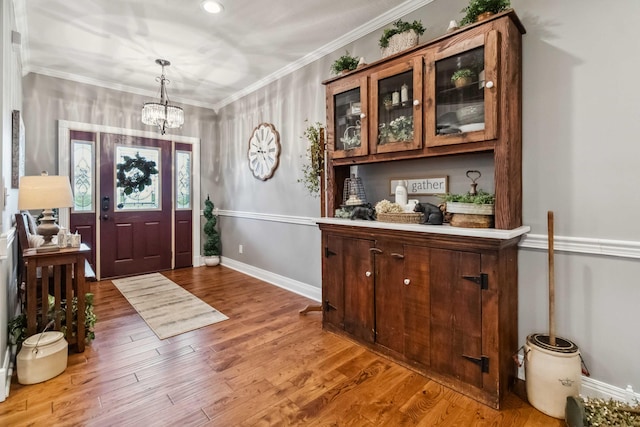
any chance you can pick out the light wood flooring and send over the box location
[0,266,564,426]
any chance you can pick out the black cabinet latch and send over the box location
[325,247,336,257]
[462,354,490,373]
[463,273,489,289]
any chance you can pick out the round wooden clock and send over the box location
[248,123,281,181]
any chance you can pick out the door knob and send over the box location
[413,99,420,106]
[485,81,494,88]
[360,113,366,119]
[404,278,410,285]
[365,271,372,277]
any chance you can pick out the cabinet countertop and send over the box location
[316,218,530,240]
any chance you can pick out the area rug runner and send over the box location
[111,272,228,339]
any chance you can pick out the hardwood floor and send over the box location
[0,266,564,426]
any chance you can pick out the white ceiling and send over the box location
[14,0,432,111]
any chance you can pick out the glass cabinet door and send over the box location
[425,30,498,147]
[371,57,423,154]
[328,76,368,159]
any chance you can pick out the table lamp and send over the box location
[18,172,74,253]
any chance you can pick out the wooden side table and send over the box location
[23,243,90,352]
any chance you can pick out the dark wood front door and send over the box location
[99,133,172,278]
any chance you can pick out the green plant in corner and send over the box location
[330,51,359,75]
[203,196,221,257]
[298,121,325,197]
[203,195,220,266]
[379,19,425,48]
[460,0,511,26]
[8,293,97,350]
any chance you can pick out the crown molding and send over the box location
[212,0,435,111]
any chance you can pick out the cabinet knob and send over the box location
[360,113,366,119]
[365,271,372,277]
[404,278,410,285]
[485,80,494,89]
[413,99,420,106]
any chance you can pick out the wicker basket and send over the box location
[381,30,419,58]
[377,212,423,224]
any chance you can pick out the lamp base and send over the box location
[36,208,61,252]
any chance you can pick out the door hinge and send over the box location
[325,247,336,258]
[462,354,490,373]
[463,273,489,290]
[323,300,337,312]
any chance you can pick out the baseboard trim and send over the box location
[215,257,321,302]
[0,346,14,402]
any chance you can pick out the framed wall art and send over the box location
[11,110,25,188]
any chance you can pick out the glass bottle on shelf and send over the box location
[377,70,414,146]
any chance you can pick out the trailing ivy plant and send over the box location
[379,19,425,48]
[460,0,511,26]
[298,122,325,197]
[203,196,221,257]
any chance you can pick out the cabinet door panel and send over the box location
[403,245,431,367]
[370,57,423,154]
[343,237,375,343]
[327,77,369,159]
[424,30,500,147]
[430,249,482,387]
[323,234,344,329]
[453,251,483,388]
[374,241,404,352]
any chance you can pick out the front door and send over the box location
[99,133,172,278]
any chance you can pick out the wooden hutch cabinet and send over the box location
[318,11,527,409]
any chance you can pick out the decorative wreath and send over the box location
[116,152,159,195]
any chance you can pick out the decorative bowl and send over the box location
[456,104,484,125]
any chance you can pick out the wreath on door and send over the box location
[116,152,159,195]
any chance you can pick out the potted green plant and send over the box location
[330,51,359,75]
[298,122,324,197]
[379,19,425,57]
[9,293,97,349]
[451,68,474,88]
[203,195,221,266]
[460,0,511,26]
[442,190,495,228]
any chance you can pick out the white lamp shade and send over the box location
[18,175,74,210]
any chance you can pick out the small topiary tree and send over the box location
[203,195,221,257]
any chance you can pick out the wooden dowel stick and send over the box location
[548,211,556,346]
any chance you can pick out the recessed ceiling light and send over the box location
[201,1,223,14]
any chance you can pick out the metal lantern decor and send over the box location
[342,174,368,206]
[141,59,184,135]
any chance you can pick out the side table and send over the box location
[23,243,91,352]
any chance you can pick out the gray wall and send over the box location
[9,0,640,396]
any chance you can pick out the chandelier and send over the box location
[141,59,184,135]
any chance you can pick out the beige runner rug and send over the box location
[112,272,228,339]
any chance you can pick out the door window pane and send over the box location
[176,150,191,210]
[71,140,94,212]
[115,146,160,210]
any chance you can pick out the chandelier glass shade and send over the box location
[142,59,184,135]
